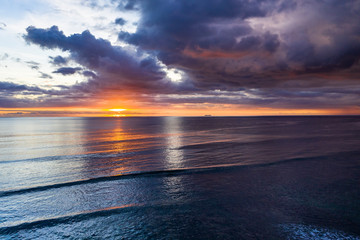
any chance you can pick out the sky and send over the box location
[0,0,360,117]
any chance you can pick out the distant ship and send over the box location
[204,115,212,117]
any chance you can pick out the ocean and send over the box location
[0,116,359,239]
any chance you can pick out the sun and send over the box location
[109,109,127,112]
[106,108,127,117]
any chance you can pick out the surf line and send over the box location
[1,150,357,198]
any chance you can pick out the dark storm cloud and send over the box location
[286,2,360,73]
[118,0,360,88]
[118,1,265,52]
[53,67,82,75]
[119,0,360,110]
[117,0,287,52]
[116,0,289,90]
[12,0,360,110]
[24,25,167,92]
[283,3,360,74]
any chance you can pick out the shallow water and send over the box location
[0,116,359,239]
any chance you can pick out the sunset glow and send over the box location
[1,106,359,118]
[0,0,359,116]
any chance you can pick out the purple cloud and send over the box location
[49,55,68,66]
[10,0,360,111]
[53,67,82,75]
[24,26,169,92]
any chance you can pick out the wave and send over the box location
[1,134,343,165]
[0,147,161,165]
[1,150,359,198]
[279,223,360,240]
[0,200,194,235]
[177,135,349,150]
[0,203,145,234]
[1,134,353,165]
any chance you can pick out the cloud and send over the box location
[11,0,360,111]
[26,61,40,70]
[118,0,360,89]
[0,81,48,108]
[117,0,139,10]
[39,72,53,79]
[0,81,44,93]
[82,70,97,78]
[115,18,126,26]
[0,53,9,61]
[0,80,97,108]
[53,67,82,75]
[49,55,68,66]
[0,22,6,30]
[24,25,169,92]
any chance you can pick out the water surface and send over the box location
[0,116,359,239]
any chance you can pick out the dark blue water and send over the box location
[0,116,359,239]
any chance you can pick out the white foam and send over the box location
[280,223,360,240]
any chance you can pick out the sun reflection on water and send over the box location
[163,117,184,169]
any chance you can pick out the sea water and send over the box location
[0,116,359,239]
